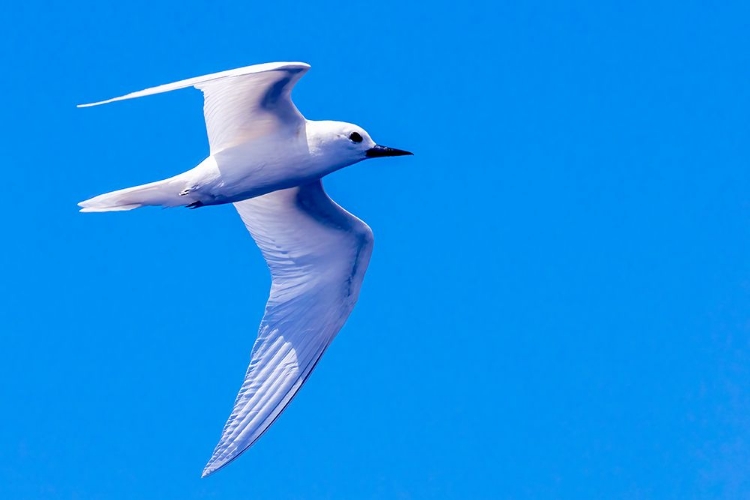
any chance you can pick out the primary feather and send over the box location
[203,181,373,476]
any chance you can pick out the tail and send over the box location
[78,177,187,212]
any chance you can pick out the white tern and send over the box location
[78,62,412,477]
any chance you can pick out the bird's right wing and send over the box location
[78,62,311,154]
[202,181,374,477]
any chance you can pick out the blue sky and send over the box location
[2,0,750,498]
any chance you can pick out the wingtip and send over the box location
[201,448,239,478]
[201,463,218,478]
[77,99,111,108]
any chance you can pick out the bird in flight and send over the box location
[78,62,412,477]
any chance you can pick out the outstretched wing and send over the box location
[202,181,374,477]
[78,62,310,154]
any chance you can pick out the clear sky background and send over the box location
[2,1,750,499]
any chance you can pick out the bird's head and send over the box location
[307,120,412,169]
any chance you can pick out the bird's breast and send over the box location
[194,143,334,206]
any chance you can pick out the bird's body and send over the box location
[78,62,411,477]
[81,119,366,211]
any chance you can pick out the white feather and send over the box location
[202,181,373,477]
[78,62,411,478]
[78,61,310,154]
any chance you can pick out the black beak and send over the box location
[365,144,413,158]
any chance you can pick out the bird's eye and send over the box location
[349,132,363,143]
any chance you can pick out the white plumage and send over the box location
[78,62,411,477]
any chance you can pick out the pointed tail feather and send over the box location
[79,177,187,212]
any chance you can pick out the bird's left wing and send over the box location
[78,62,310,154]
[202,181,374,477]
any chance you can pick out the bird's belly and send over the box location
[188,150,326,206]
